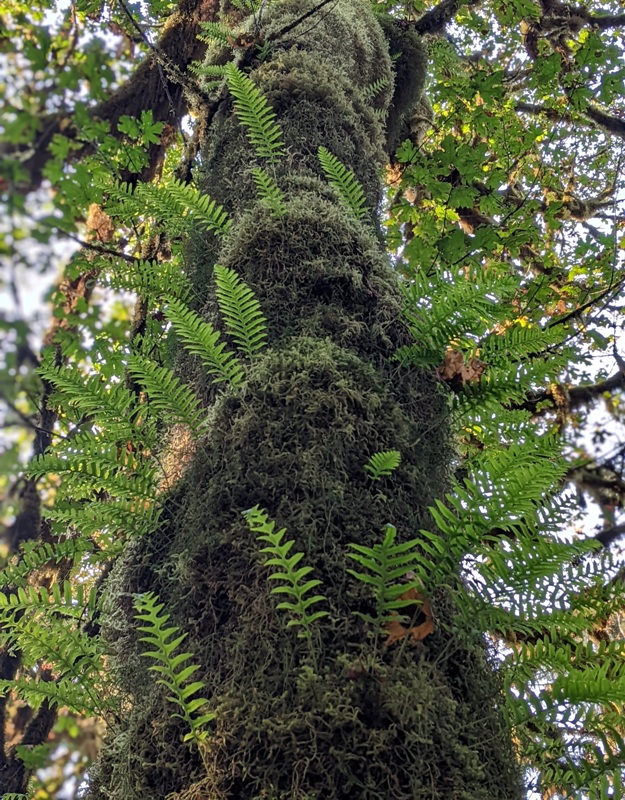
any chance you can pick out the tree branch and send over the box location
[5,0,219,193]
[412,0,483,35]
[594,523,625,547]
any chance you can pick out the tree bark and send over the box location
[87,2,522,798]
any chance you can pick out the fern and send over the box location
[364,450,401,480]
[38,360,152,445]
[197,21,233,47]
[361,77,389,102]
[134,592,215,743]
[317,146,367,219]
[214,265,268,358]
[29,438,158,503]
[165,298,244,387]
[224,63,284,161]
[251,167,285,216]
[126,355,205,432]
[106,178,231,237]
[243,506,329,638]
[347,524,425,633]
[0,538,93,588]
[0,582,112,716]
[396,264,518,368]
[101,255,192,305]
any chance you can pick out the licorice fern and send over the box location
[126,355,205,432]
[318,146,367,219]
[106,178,231,237]
[197,21,233,47]
[243,506,328,638]
[0,582,112,717]
[101,256,192,305]
[347,524,425,634]
[38,360,152,445]
[134,592,215,744]
[214,265,268,358]
[251,167,285,216]
[0,538,94,588]
[361,77,389,103]
[165,298,244,388]
[364,450,401,480]
[224,63,284,161]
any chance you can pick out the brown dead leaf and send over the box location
[437,349,486,387]
[86,203,114,243]
[384,587,435,647]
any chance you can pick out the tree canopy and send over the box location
[1,0,625,797]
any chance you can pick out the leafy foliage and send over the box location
[318,146,367,219]
[2,0,625,795]
[214,265,268,359]
[126,355,205,432]
[251,167,286,216]
[165,298,244,387]
[364,450,401,480]
[105,178,231,236]
[0,581,113,717]
[243,506,329,638]
[225,63,284,161]
[347,524,425,633]
[134,592,215,744]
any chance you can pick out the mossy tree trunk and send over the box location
[88,2,522,798]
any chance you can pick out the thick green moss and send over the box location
[87,1,522,798]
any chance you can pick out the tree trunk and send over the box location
[88,2,522,798]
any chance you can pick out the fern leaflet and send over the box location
[224,63,284,161]
[318,146,367,219]
[364,450,401,480]
[243,506,328,638]
[165,298,244,387]
[347,524,426,633]
[126,355,205,432]
[214,265,268,358]
[197,21,233,47]
[251,167,285,216]
[134,592,215,743]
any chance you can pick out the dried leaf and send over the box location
[437,349,485,387]
[384,587,435,646]
[86,204,114,243]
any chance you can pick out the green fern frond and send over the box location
[0,538,93,588]
[134,592,215,743]
[318,146,367,219]
[44,496,160,540]
[197,21,233,47]
[29,440,158,504]
[243,506,328,638]
[251,167,285,216]
[347,524,425,632]
[361,77,389,102]
[397,265,518,367]
[364,450,401,480]
[126,355,205,432]
[214,265,268,358]
[0,582,109,716]
[107,179,231,237]
[224,63,284,161]
[165,298,244,387]
[38,361,150,442]
[101,256,192,305]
